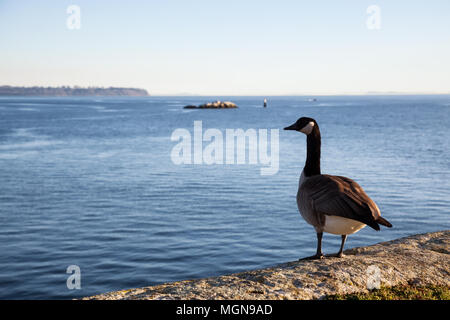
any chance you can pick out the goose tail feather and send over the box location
[376,216,393,228]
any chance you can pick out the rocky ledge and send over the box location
[84,231,449,300]
[184,100,237,109]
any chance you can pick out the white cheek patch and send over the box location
[300,121,315,135]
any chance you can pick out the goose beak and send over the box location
[284,123,297,131]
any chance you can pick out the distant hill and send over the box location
[0,86,149,96]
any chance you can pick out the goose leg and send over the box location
[299,232,324,260]
[326,235,347,258]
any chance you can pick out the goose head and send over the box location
[284,117,316,135]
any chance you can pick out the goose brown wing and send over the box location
[300,175,381,230]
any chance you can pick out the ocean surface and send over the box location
[0,95,449,299]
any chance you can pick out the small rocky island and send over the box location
[84,231,449,300]
[184,100,238,109]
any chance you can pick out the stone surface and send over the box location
[84,231,449,300]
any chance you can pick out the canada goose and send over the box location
[284,117,392,260]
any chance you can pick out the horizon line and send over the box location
[1,85,450,97]
[149,92,450,96]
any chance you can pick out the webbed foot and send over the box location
[299,253,324,261]
[325,252,345,258]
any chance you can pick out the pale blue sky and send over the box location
[1,0,449,95]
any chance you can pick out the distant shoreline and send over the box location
[0,86,149,97]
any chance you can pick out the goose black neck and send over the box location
[304,125,321,177]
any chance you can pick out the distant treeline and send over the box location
[0,86,149,96]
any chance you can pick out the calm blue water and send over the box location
[0,95,449,299]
